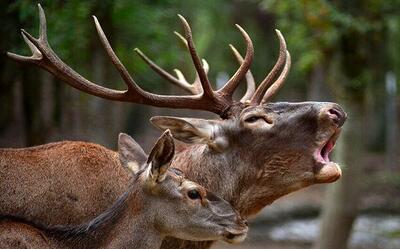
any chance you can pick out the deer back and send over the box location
[0,141,131,225]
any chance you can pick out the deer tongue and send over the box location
[321,139,335,162]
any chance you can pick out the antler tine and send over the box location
[174,30,200,93]
[250,29,287,105]
[261,50,291,103]
[217,24,254,99]
[174,31,208,94]
[8,4,129,100]
[93,16,136,91]
[7,31,42,62]
[134,48,194,94]
[191,59,209,94]
[177,14,215,99]
[174,31,188,48]
[229,44,255,103]
[38,3,47,42]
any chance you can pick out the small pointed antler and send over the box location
[250,29,288,105]
[261,50,291,103]
[217,24,254,99]
[229,44,255,103]
[177,14,215,100]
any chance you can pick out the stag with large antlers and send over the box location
[3,4,346,249]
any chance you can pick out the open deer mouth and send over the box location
[223,229,248,244]
[316,129,341,163]
[313,128,342,183]
[222,221,248,244]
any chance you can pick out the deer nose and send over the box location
[326,105,347,127]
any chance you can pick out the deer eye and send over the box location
[187,189,201,200]
[245,116,260,123]
[245,116,272,124]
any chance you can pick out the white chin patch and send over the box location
[315,162,342,183]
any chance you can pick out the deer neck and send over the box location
[94,187,163,249]
[49,182,162,249]
[104,211,163,249]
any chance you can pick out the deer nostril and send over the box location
[328,108,341,118]
[327,107,346,126]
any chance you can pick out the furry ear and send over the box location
[147,130,175,183]
[150,116,227,152]
[118,133,147,174]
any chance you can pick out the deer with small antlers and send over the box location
[0,130,248,249]
[3,4,347,249]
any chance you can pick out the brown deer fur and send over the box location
[0,131,248,248]
[0,141,129,225]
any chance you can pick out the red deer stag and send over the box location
[5,4,346,249]
[0,130,248,248]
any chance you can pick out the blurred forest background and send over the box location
[0,0,399,249]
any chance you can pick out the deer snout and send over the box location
[322,104,347,127]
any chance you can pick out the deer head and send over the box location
[119,130,248,243]
[8,4,346,217]
[151,101,345,214]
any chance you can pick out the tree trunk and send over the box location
[385,72,398,170]
[307,63,331,101]
[21,70,57,146]
[312,100,363,249]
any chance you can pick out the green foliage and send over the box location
[260,0,400,94]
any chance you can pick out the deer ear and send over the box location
[150,116,227,152]
[147,130,175,183]
[118,133,147,174]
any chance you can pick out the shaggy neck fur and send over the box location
[174,144,279,215]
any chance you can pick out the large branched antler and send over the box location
[8,4,291,119]
[7,4,255,116]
